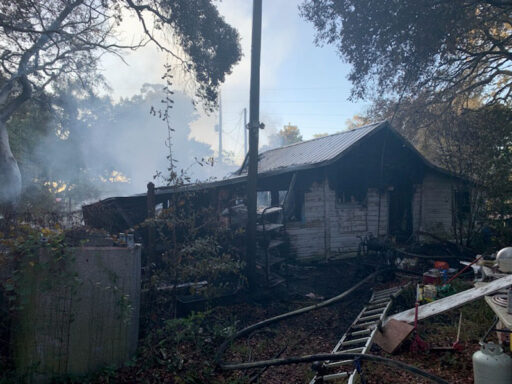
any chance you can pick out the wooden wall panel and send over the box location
[421,172,453,236]
[287,179,389,261]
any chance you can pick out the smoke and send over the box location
[259,114,284,152]
[20,84,236,206]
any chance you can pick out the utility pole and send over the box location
[218,93,223,163]
[243,107,248,155]
[246,0,262,290]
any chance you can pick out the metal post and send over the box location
[246,0,263,290]
[218,93,223,163]
[244,107,248,155]
[147,182,155,218]
[146,182,156,278]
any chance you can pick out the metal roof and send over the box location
[149,174,247,196]
[238,121,386,176]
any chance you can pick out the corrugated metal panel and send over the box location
[240,121,385,175]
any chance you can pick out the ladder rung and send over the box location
[373,289,400,300]
[352,320,378,329]
[322,371,350,382]
[336,346,365,353]
[375,287,399,294]
[368,301,389,308]
[358,313,381,322]
[369,297,390,305]
[367,299,390,307]
[325,359,354,368]
[363,307,386,316]
[341,337,369,347]
[371,294,391,301]
[374,289,395,295]
[366,303,388,310]
[372,294,391,301]
[348,329,371,337]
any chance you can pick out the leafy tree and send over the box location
[312,132,329,138]
[345,114,372,130]
[0,0,241,205]
[279,124,303,146]
[301,0,512,105]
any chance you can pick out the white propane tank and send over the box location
[473,342,512,384]
[497,247,512,273]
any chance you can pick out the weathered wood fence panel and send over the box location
[13,246,141,383]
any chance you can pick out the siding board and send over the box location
[421,172,453,236]
[288,179,389,261]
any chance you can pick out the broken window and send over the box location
[257,191,271,208]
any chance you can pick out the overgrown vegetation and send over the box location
[140,197,246,326]
[0,224,77,380]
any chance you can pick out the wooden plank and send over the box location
[374,319,414,354]
[484,295,512,329]
[268,240,285,249]
[388,274,512,324]
[257,206,282,216]
[256,223,283,232]
[323,175,330,260]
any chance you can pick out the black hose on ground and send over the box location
[221,352,450,384]
[215,269,385,367]
[215,267,450,384]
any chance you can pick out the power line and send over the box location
[261,112,350,116]
[223,99,350,104]
[227,85,349,92]
[261,100,348,103]
[223,110,244,135]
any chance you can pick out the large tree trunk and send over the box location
[0,121,21,205]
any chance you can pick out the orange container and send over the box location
[434,261,450,270]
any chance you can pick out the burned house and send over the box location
[84,121,470,262]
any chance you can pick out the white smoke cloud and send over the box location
[100,1,303,167]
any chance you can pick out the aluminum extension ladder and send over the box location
[310,285,403,384]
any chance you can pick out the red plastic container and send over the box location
[423,269,441,285]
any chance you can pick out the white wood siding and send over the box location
[286,181,326,261]
[287,179,389,261]
[286,170,456,261]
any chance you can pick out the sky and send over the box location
[100,0,367,166]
